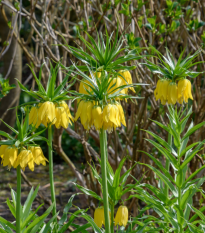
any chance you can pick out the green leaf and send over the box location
[182,121,205,141]
[137,162,178,197]
[0,119,18,135]
[23,202,54,233]
[113,157,126,188]
[73,183,102,202]
[0,217,16,231]
[59,193,79,226]
[180,140,205,169]
[23,185,39,220]
[21,204,44,229]
[71,223,91,233]
[0,131,13,140]
[146,139,178,170]
[6,198,16,218]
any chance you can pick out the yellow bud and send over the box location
[114,206,128,227]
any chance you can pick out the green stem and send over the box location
[111,203,114,233]
[48,126,57,218]
[16,165,21,233]
[99,129,110,233]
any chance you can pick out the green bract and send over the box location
[0,111,48,148]
[61,27,140,72]
[143,46,203,81]
[17,62,74,105]
[70,66,144,104]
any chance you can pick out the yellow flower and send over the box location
[29,106,42,128]
[92,106,103,131]
[1,147,18,169]
[0,145,8,158]
[38,101,56,127]
[108,78,126,96]
[55,101,73,129]
[167,82,178,105]
[75,100,93,130]
[178,79,193,104]
[14,149,34,171]
[114,206,128,227]
[118,70,135,93]
[154,79,170,105]
[103,104,126,133]
[29,146,48,166]
[94,207,111,228]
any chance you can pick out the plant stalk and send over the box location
[48,126,57,218]
[16,165,21,233]
[100,129,110,233]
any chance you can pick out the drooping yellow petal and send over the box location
[0,145,8,158]
[167,82,178,105]
[2,147,18,168]
[29,146,48,166]
[38,101,56,126]
[114,206,128,227]
[94,207,111,228]
[55,101,73,129]
[29,106,42,128]
[92,106,103,131]
[118,70,135,93]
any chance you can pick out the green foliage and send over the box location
[186,19,205,31]
[61,27,140,72]
[0,186,55,233]
[17,62,74,105]
[129,106,205,232]
[143,47,203,81]
[0,109,48,148]
[0,75,15,98]
[73,157,137,206]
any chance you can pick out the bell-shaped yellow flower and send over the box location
[75,100,93,130]
[94,206,105,228]
[94,206,111,228]
[114,206,128,227]
[108,78,126,96]
[1,146,18,169]
[38,101,56,127]
[29,146,48,166]
[118,70,135,93]
[29,106,42,128]
[14,149,34,171]
[92,106,103,131]
[55,101,73,129]
[177,79,193,104]
[0,145,8,158]
[154,79,171,105]
[103,104,126,133]
[167,82,178,105]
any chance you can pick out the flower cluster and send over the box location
[154,78,193,105]
[75,101,126,133]
[79,70,135,96]
[0,145,48,171]
[94,206,128,228]
[29,101,73,129]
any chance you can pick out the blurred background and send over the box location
[0,0,205,230]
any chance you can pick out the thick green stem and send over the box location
[111,203,114,233]
[16,165,21,233]
[48,126,57,217]
[99,129,110,233]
